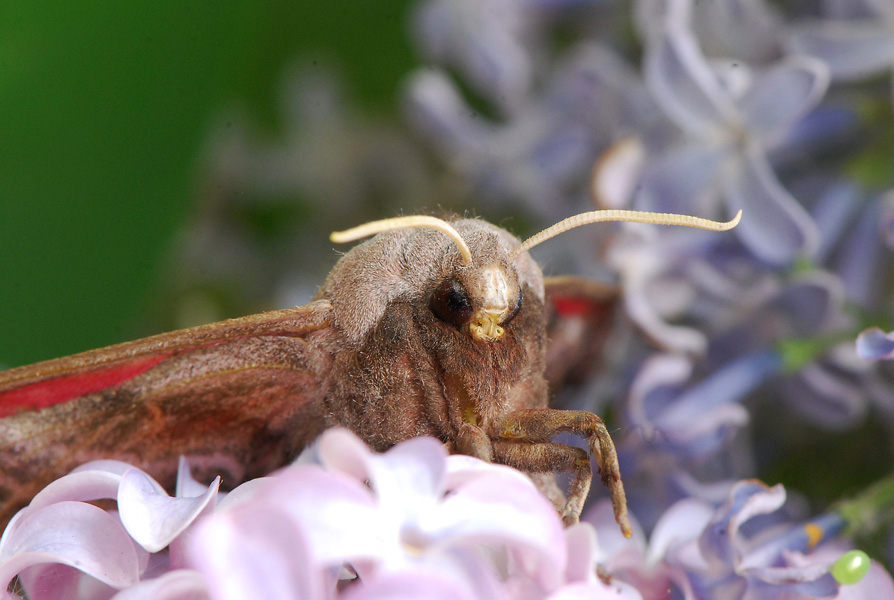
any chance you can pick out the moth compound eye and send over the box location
[430,278,475,326]
[501,289,523,326]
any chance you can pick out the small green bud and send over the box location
[831,550,871,585]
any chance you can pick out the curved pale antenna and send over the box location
[510,209,743,258]
[331,215,473,266]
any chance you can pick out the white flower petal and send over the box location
[214,477,272,513]
[444,454,534,490]
[592,137,645,209]
[72,460,142,477]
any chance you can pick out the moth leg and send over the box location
[492,439,592,526]
[492,408,631,537]
[528,472,566,512]
[455,422,494,462]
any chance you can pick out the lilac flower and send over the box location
[635,0,828,265]
[584,498,703,599]
[189,428,572,598]
[590,481,894,600]
[626,351,781,460]
[609,189,871,429]
[856,327,894,360]
[0,459,218,599]
[881,191,894,250]
[405,42,652,221]
[108,570,209,600]
[788,0,894,85]
[686,481,841,599]
[636,0,784,64]
[412,0,537,114]
[545,523,644,600]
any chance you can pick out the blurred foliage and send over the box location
[0,0,416,367]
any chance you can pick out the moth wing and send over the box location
[543,276,619,392]
[0,300,334,528]
[0,300,333,414]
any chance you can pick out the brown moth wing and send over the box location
[543,276,619,391]
[0,301,333,529]
[0,301,333,406]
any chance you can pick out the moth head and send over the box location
[423,220,531,343]
[326,210,741,344]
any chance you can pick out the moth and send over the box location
[0,209,740,538]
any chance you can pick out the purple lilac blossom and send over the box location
[403,0,894,581]
[6,0,894,597]
[636,0,827,265]
[788,0,894,85]
[856,327,894,361]
[584,481,893,600]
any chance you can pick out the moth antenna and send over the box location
[331,215,474,266]
[510,209,743,258]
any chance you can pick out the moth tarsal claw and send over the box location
[562,509,581,527]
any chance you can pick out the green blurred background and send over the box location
[0,1,416,367]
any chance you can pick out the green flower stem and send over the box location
[835,472,894,538]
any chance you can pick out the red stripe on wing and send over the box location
[551,297,606,317]
[0,354,171,417]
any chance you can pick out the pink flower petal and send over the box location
[340,569,480,600]
[0,501,140,592]
[118,469,220,553]
[187,504,323,600]
[444,454,534,490]
[434,472,567,590]
[836,560,894,600]
[366,436,449,503]
[260,466,381,566]
[176,457,212,499]
[110,569,209,600]
[316,427,377,482]
[27,470,123,509]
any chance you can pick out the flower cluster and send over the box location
[4,0,894,598]
[3,430,893,599]
[407,0,894,561]
[0,429,640,599]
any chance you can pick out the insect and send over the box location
[0,209,740,538]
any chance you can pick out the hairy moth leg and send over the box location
[492,408,632,537]
[453,422,495,462]
[493,439,593,526]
